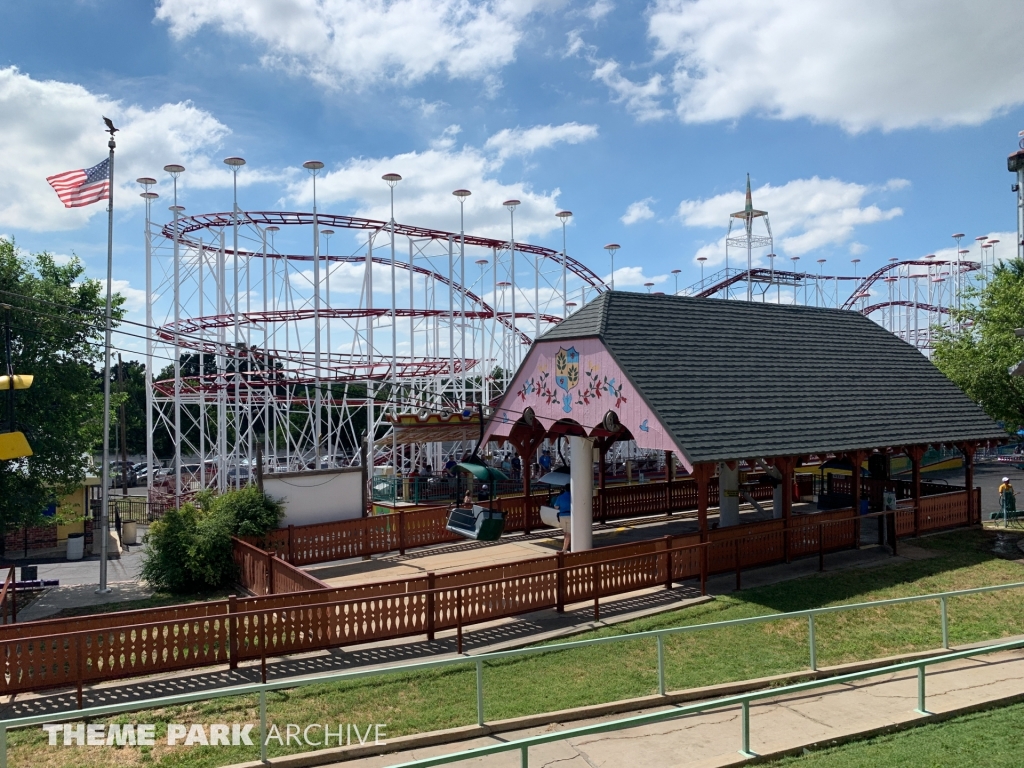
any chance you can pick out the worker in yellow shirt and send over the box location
[998,477,1016,521]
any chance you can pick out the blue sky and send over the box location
[1,0,1023,327]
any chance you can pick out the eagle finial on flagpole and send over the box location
[102,116,118,136]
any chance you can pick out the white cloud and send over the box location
[288,130,570,240]
[592,60,669,122]
[484,123,599,160]
[156,0,546,90]
[0,67,271,232]
[582,1,613,21]
[606,265,667,288]
[111,279,148,312]
[649,0,1024,132]
[679,176,905,265]
[621,197,655,225]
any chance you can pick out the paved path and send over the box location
[306,647,1024,768]
[11,545,151,622]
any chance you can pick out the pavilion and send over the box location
[483,292,1004,552]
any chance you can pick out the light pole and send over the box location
[303,160,325,468]
[952,232,965,318]
[644,282,654,293]
[816,258,826,307]
[557,211,572,315]
[265,225,280,465]
[454,190,471,402]
[383,173,402,469]
[671,268,681,295]
[698,256,707,287]
[604,243,620,291]
[137,178,158,501]
[475,258,488,394]
[790,256,800,304]
[988,239,1000,279]
[224,157,245,484]
[503,199,520,369]
[322,227,335,465]
[497,281,512,375]
[163,164,185,507]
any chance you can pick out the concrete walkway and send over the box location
[11,544,151,622]
[289,647,1024,768]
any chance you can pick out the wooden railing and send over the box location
[0,491,977,703]
[232,537,329,596]
[244,475,971,572]
[918,489,975,532]
[0,567,15,625]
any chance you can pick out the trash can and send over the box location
[122,521,137,546]
[20,565,37,581]
[66,532,84,561]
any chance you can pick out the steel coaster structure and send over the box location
[678,181,1002,354]
[139,185,606,502]
[678,256,986,353]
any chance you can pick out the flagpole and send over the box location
[98,122,116,594]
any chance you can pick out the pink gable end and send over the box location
[485,338,690,470]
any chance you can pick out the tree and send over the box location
[933,258,1024,432]
[0,239,124,547]
[103,358,148,456]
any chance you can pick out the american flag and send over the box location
[46,158,110,208]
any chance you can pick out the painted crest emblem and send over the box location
[554,346,579,413]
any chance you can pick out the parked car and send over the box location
[226,465,252,482]
[108,461,138,488]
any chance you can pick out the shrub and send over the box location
[211,485,284,538]
[141,503,234,593]
[142,487,283,594]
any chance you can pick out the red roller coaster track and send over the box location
[841,259,978,310]
[162,211,606,288]
[156,212,601,351]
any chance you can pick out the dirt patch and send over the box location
[991,531,1024,560]
[894,543,941,561]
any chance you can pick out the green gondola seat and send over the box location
[446,504,505,541]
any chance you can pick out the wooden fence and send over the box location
[231,537,329,596]
[0,489,974,704]
[0,567,14,625]
[249,474,934,569]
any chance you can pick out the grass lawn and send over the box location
[9,528,1024,768]
[768,701,1024,767]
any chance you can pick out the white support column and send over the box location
[570,435,594,552]
[719,461,740,527]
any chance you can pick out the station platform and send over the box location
[307,501,824,589]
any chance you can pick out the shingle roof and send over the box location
[538,292,1004,464]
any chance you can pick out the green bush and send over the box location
[142,503,235,593]
[211,485,284,538]
[142,487,283,594]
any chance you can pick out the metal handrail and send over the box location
[383,636,1024,767]
[1,578,1022,767]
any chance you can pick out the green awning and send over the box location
[456,462,509,482]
